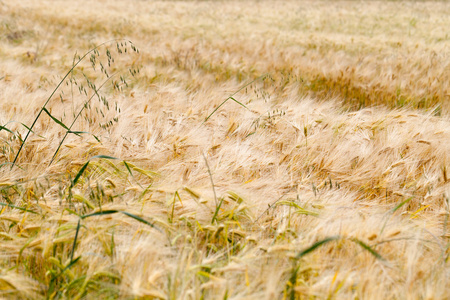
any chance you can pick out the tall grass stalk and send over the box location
[11,39,139,169]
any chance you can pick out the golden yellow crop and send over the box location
[0,0,449,298]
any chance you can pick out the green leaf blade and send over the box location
[296,236,340,259]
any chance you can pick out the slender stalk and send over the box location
[48,71,120,166]
[11,39,128,169]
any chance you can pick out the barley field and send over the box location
[0,0,449,299]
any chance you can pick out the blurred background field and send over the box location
[0,1,449,299]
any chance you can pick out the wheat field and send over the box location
[0,0,449,299]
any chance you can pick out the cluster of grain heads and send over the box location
[0,151,163,298]
[0,40,152,298]
[0,40,140,170]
